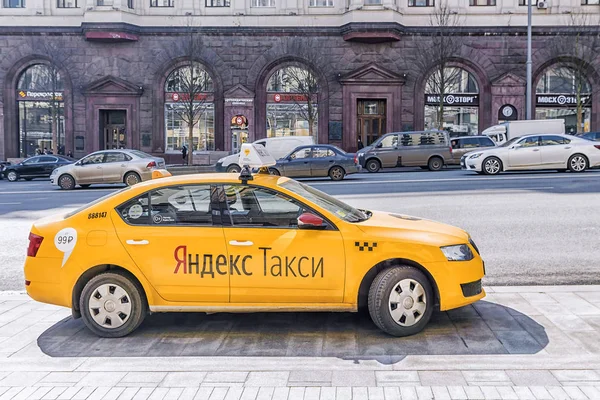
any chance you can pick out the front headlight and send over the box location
[469,153,483,159]
[440,244,474,261]
[217,157,225,163]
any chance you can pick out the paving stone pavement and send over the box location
[0,286,599,399]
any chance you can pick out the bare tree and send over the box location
[28,36,76,155]
[411,2,464,131]
[161,23,211,165]
[544,12,600,133]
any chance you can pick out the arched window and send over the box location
[16,64,65,157]
[424,67,480,136]
[266,65,319,141]
[535,65,592,134]
[164,64,215,152]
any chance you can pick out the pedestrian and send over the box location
[36,148,42,155]
[67,150,73,158]
[181,144,188,165]
[357,137,364,150]
[43,147,48,155]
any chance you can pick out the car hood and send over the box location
[356,210,469,247]
[462,146,507,158]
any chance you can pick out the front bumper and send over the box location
[215,161,226,173]
[460,156,482,172]
[428,254,486,311]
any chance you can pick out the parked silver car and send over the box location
[50,149,166,190]
[448,135,497,165]
[268,145,360,181]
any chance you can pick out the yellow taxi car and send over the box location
[24,144,485,338]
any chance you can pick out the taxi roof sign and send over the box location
[238,143,276,168]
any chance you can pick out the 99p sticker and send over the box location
[54,227,78,267]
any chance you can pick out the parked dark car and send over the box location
[581,132,600,141]
[268,145,360,181]
[4,155,75,182]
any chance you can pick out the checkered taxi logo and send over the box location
[355,241,377,252]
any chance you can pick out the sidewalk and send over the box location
[0,286,599,400]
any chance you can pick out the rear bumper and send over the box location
[24,256,70,308]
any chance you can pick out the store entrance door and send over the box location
[357,99,386,147]
[100,110,127,149]
[231,129,248,154]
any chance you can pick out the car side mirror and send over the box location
[376,143,382,148]
[511,143,522,149]
[298,212,325,230]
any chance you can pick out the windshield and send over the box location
[130,150,153,159]
[280,180,369,223]
[500,137,521,148]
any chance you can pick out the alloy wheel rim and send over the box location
[388,278,427,327]
[485,159,500,174]
[368,162,378,172]
[332,168,343,179]
[571,156,586,171]
[126,175,139,186]
[60,176,72,188]
[88,283,132,329]
[7,172,17,181]
[431,160,441,170]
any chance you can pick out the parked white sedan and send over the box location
[461,134,600,175]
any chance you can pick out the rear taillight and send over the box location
[449,146,453,153]
[27,233,43,257]
[594,145,600,150]
[354,154,358,164]
[146,161,157,169]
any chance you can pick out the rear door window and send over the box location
[478,137,495,146]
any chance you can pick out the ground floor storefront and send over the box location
[1,26,598,163]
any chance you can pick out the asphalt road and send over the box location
[1,167,600,291]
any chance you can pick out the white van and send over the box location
[215,136,314,173]
[483,119,565,144]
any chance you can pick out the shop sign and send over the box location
[225,98,254,106]
[231,115,248,127]
[17,90,63,101]
[535,94,591,107]
[424,94,479,106]
[269,93,313,103]
[166,92,211,102]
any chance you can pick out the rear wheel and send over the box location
[226,164,241,173]
[80,272,146,338]
[58,174,75,190]
[368,266,434,337]
[6,171,18,182]
[427,157,444,171]
[124,172,141,186]
[568,154,588,173]
[328,166,345,181]
[268,168,281,176]
[482,157,502,175]
[366,159,381,173]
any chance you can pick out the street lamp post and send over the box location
[526,0,533,120]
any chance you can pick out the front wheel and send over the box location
[80,272,146,338]
[6,171,18,182]
[328,166,345,181]
[124,172,141,186]
[268,168,281,176]
[58,174,75,190]
[368,266,434,337]
[366,159,381,173]
[568,154,588,173]
[482,157,502,175]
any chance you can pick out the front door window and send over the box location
[220,184,346,303]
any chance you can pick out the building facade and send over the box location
[1,0,599,162]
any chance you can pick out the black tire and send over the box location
[268,168,281,176]
[80,271,146,338]
[6,171,19,182]
[80,184,91,188]
[226,164,241,173]
[567,154,588,173]
[328,166,345,181]
[124,171,141,186]
[427,156,444,171]
[368,266,434,337]
[366,159,381,173]
[482,156,502,175]
[58,174,75,190]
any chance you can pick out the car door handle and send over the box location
[565,146,572,149]
[229,240,253,247]
[97,166,102,169]
[532,149,540,152]
[121,164,126,167]
[126,240,149,245]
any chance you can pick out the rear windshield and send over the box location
[130,150,153,159]
[64,187,132,218]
